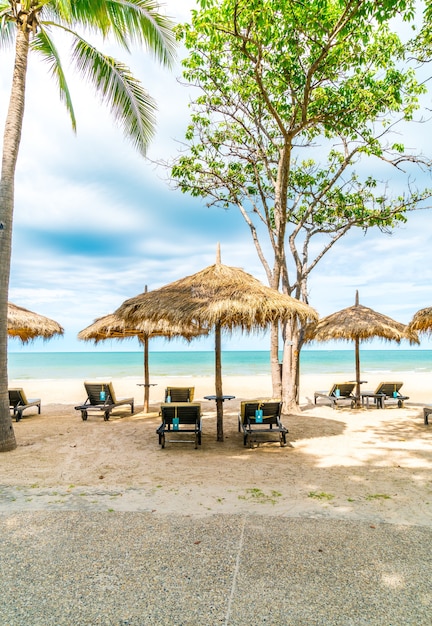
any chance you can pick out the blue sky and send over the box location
[2,0,432,353]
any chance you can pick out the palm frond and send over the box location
[71,35,155,154]
[31,26,77,131]
[0,2,16,49]
[67,0,176,66]
[108,0,177,66]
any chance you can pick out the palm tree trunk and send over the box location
[0,27,30,452]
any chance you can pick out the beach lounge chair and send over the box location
[164,387,194,403]
[74,382,134,421]
[237,398,275,431]
[239,401,287,448]
[314,383,357,408]
[156,403,202,448]
[9,388,41,422]
[361,382,409,409]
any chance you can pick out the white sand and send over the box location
[3,371,432,526]
[10,370,432,406]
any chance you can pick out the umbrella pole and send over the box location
[215,322,224,441]
[144,336,149,413]
[355,337,361,406]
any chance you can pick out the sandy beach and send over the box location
[2,371,432,624]
[3,371,432,526]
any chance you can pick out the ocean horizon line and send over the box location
[9,347,432,354]
[8,349,432,380]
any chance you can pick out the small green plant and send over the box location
[238,488,282,505]
[308,491,334,501]
[366,493,391,500]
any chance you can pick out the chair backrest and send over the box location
[239,399,280,423]
[161,403,201,425]
[9,388,27,407]
[328,383,355,398]
[84,382,114,405]
[243,401,282,425]
[107,382,118,403]
[165,387,194,402]
[374,382,403,396]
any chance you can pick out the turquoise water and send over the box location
[8,349,432,380]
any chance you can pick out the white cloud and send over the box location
[3,0,432,353]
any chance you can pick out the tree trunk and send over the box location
[270,322,281,398]
[0,28,30,452]
[281,321,301,414]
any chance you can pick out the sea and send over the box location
[7,349,432,380]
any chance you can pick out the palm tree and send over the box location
[0,0,176,451]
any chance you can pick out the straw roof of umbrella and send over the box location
[116,256,317,440]
[78,312,207,413]
[305,301,418,344]
[77,313,205,343]
[116,262,316,330]
[407,307,432,335]
[305,291,418,406]
[8,302,64,342]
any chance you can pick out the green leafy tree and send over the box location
[409,0,432,61]
[171,0,431,411]
[0,0,176,451]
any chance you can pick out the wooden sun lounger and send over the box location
[157,403,202,448]
[314,382,357,408]
[9,388,41,422]
[239,401,287,448]
[164,387,194,402]
[75,382,134,421]
[361,382,409,409]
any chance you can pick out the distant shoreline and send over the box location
[8,349,432,380]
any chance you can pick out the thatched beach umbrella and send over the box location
[8,302,63,342]
[78,311,207,413]
[305,291,418,405]
[408,307,432,335]
[115,251,317,441]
